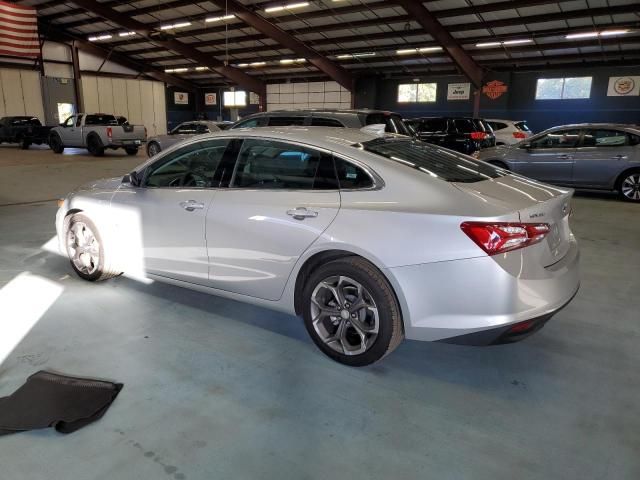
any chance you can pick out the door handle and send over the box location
[180,200,205,211]
[612,155,628,160]
[557,154,572,160]
[286,207,318,220]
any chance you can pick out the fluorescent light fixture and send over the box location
[337,52,376,58]
[250,61,266,66]
[88,34,112,41]
[396,47,441,55]
[205,14,235,23]
[600,29,630,36]
[118,31,136,37]
[195,66,208,71]
[236,63,249,67]
[165,67,189,73]
[280,58,306,64]
[265,2,309,13]
[475,41,501,47]
[565,31,599,39]
[160,21,192,30]
[502,39,533,45]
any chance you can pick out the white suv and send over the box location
[487,119,533,145]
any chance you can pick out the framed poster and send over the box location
[204,92,217,105]
[607,76,640,96]
[174,92,189,105]
[249,92,260,105]
[447,83,470,101]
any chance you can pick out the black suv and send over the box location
[231,109,412,136]
[0,116,53,149]
[404,117,496,155]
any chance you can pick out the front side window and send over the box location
[535,77,592,100]
[360,138,504,183]
[231,139,335,190]
[63,116,75,127]
[75,115,83,127]
[529,129,581,149]
[145,139,230,188]
[582,129,627,147]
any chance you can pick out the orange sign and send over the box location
[482,80,508,100]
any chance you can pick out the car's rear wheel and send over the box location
[65,213,120,281]
[147,141,161,157]
[617,170,640,202]
[87,135,105,157]
[125,146,138,156]
[302,257,403,366]
[49,133,64,153]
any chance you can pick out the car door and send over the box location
[514,128,580,184]
[205,138,340,300]
[572,128,636,188]
[60,115,83,146]
[111,138,232,283]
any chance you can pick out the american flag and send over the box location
[0,1,39,58]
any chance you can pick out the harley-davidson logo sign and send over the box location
[482,80,508,100]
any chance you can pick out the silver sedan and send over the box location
[480,124,640,201]
[146,120,221,157]
[56,127,580,366]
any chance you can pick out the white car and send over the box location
[56,127,580,366]
[487,119,533,145]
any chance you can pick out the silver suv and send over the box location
[480,124,640,201]
[231,109,412,136]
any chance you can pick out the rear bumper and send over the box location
[385,236,580,343]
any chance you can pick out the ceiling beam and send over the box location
[208,0,353,90]
[39,21,198,91]
[67,0,266,97]
[390,0,484,87]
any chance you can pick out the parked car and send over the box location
[480,123,640,202]
[487,119,533,145]
[49,113,147,157]
[231,109,412,136]
[0,116,53,149]
[56,127,579,366]
[404,117,496,156]
[215,121,234,130]
[147,121,222,157]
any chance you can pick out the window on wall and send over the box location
[397,83,437,103]
[535,77,592,100]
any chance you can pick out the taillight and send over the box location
[106,127,112,139]
[469,132,486,140]
[513,131,527,139]
[460,222,550,255]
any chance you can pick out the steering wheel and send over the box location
[168,172,199,187]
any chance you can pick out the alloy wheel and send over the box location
[67,222,100,275]
[148,143,160,156]
[621,173,640,201]
[310,275,379,356]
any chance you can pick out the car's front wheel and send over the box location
[147,141,161,157]
[49,133,64,153]
[618,170,640,202]
[302,257,403,366]
[65,213,120,281]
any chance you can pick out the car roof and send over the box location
[243,109,401,117]
[212,126,382,148]
[545,123,640,132]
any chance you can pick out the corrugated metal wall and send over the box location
[81,75,167,136]
[0,68,46,121]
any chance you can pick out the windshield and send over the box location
[360,138,505,183]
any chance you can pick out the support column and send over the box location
[70,42,84,113]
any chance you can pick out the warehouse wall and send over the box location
[81,75,167,136]
[0,68,45,120]
[266,81,351,111]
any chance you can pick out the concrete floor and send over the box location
[0,145,639,480]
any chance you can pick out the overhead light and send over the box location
[118,31,136,38]
[565,32,599,39]
[336,52,376,58]
[160,21,192,30]
[600,29,630,36]
[205,14,235,23]
[502,39,533,45]
[476,39,532,47]
[165,67,189,73]
[236,63,249,67]
[250,61,266,67]
[265,2,309,13]
[396,47,442,55]
[195,66,208,71]
[475,41,501,47]
[280,58,306,64]
[88,34,112,41]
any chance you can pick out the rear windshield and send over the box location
[451,118,476,134]
[360,138,504,183]
[85,114,118,126]
[365,113,411,136]
[515,121,531,132]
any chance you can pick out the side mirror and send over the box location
[122,171,141,187]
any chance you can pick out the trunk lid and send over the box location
[453,174,573,266]
[112,125,146,141]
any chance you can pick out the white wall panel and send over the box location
[111,78,128,117]
[20,71,45,121]
[96,76,115,114]
[139,80,156,136]
[81,76,99,113]
[0,69,26,116]
[125,79,142,125]
[266,81,352,112]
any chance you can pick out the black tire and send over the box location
[616,169,640,202]
[302,256,403,367]
[20,138,31,149]
[65,213,120,282]
[488,160,509,170]
[87,135,105,157]
[125,146,138,156]
[146,141,161,157]
[49,133,64,153]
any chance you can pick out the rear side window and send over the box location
[419,118,447,132]
[365,113,411,136]
[174,123,197,134]
[268,116,306,127]
[489,121,508,131]
[334,158,373,189]
[233,117,266,129]
[514,121,531,132]
[452,119,476,133]
[360,138,503,183]
[85,114,118,126]
[311,117,344,127]
[582,129,627,147]
[231,139,336,190]
[530,129,580,149]
[629,133,640,146]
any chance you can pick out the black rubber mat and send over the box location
[0,370,123,435]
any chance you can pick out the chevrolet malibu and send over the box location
[56,127,580,366]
